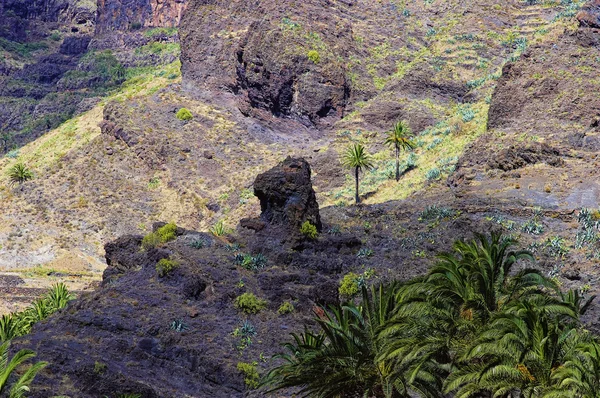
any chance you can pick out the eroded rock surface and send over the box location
[254,157,322,231]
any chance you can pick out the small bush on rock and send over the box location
[142,223,177,250]
[338,269,374,298]
[278,302,294,315]
[300,221,318,240]
[307,50,320,63]
[234,293,267,314]
[156,258,178,277]
[237,361,260,389]
[176,108,193,121]
[339,272,361,297]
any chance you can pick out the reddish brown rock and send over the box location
[96,0,187,33]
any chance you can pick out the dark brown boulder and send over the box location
[577,0,600,29]
[254,157,322,231]
[488,143,564,172]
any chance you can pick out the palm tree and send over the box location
[385,121,415,181]
[548,336,600,398]
[445,295,578,398]
[342,143,373,204]
[0,341,47,398]
[263,283,437,397]
[379,232,553,394]
[0,315,19,344]
[45,283,74,312]
[7,163,33,187]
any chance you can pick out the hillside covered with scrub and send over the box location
[2,0,600,396]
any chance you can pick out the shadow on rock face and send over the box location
[252,156,322,232]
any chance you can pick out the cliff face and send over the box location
[96,0,187,33]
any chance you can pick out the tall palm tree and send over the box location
[385,121,415,181]
[342,143,373,204]
[0,341,47,398]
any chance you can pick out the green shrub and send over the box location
[234,293,267,314]
[94,361,106,374]
[8,163,33,185]
[210,220,229,237]
[307,50,320,64]
[278,301,294,315]
[141,233,162,250]
[156,258,179,277]
[339,272,361,297]
[176,108,193,121]
[237,362,260,389]
[156,222,177,242]
[300,221,318,240]
[338,269,374,298]
[49,31,62,41]
[142,223,177,250]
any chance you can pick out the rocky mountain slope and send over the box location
[2,0,600,395]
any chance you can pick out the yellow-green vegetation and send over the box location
[307,50,320,64]
[300,221,318,240]
[277,301,294,315]
[176,108,193,121]
[210,220,229,237]
[142,223,178,250]
[234,293,267,314]
[328,101,488,206]
[237,361,260,389]
[156,258,179,277]
[338,269,374,298]
[93,361,107,374]
[0,60,182,185]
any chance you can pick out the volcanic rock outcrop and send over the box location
[179,0,355,127]
[96,0,188,33]
[253,157,322,232]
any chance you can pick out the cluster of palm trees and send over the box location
[342,120,414,204]
[0,283,73,397]
[264,232,599,398]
